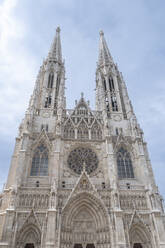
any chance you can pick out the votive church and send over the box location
[0,28,165,248]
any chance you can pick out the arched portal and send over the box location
[61,192,111,248]
[25,244,35,248]
[16,224,41,248]
[129,224,152,248]
[133,244,143,248]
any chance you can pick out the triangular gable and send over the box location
[63,167,101,212]
[19,209,41,232]
[129,210,150,232]
[72,94,93,117]
[114,132,130,152]
[32,129,52,151]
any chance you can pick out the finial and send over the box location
[99,30,104,36]
[56,26,60,33]
[81,92,84,98]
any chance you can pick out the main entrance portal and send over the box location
[74,244,95,248]
[25,244,34,248]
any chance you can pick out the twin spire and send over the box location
[98,30,114,66]
[48,26,62,64]
[48,27,113,66]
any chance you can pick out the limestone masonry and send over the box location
[0,27,165,248]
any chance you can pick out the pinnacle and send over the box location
[98,30,113,66]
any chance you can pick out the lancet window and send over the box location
[108,76,118,111]
[45,95,52,108]
[103,78,107,91]
[47,72,54,88]
[30,145,48,176]
[111,94,118,111]
[64,122,75,139]
[117,147,134,179]
[77,121,89,140]
[91,122,102,140]
[54,75,60,112]
[109,76,115,91]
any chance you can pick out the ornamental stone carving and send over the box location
[67,147,98,174]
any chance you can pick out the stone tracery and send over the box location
[67,147,98,174]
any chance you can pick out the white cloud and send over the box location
[0,0,37,137]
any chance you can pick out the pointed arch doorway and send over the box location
[25,244,35,248]
[61,192,111,248]
[133,244,143,248]
[74,243,95,248]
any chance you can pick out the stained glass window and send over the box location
[30,145,48,176]
[117,147,134,179]
[68,147,98,174]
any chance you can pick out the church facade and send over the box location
[0,27,165,248]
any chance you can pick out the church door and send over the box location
[25,244,35,248]
[74,244,95,248]
[86,244,95,248]
[133,244,143,248]
[74,244,83,248]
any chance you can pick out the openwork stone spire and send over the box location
[98,30,113,66]
[48,26,62,63]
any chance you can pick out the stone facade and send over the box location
[0,27,165,248]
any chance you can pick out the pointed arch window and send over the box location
[109,76,115,91]
[77,121,89,140]
[45,95,52,108]
[91,122,102,140]
[55,75,60,98]
[103,78,107,92]
[111,94,118,111]
[117,147,134,179]
[30,145,48,176]
[64,122,75,139]
[48,73,54,88]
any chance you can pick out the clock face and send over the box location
[67,147,98,174]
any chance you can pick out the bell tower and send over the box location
[96,30,131,120]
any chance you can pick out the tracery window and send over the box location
[30,145,48,176]
[64,124,75,139]
[77,121,89,140]
[109,76,115,91]
[91,122,102,140]
[117,147,134,179]
[44,95,52,108]
[111,94,118,111]
[67,147,98,174]
[103,78,107,91]
[48,73,54,88]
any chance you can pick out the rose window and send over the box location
[67,147,98,174]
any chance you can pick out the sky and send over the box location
[0,0,165,200]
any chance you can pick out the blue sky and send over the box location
[0,0,165,199]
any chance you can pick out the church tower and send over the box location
[0,28,165,248]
